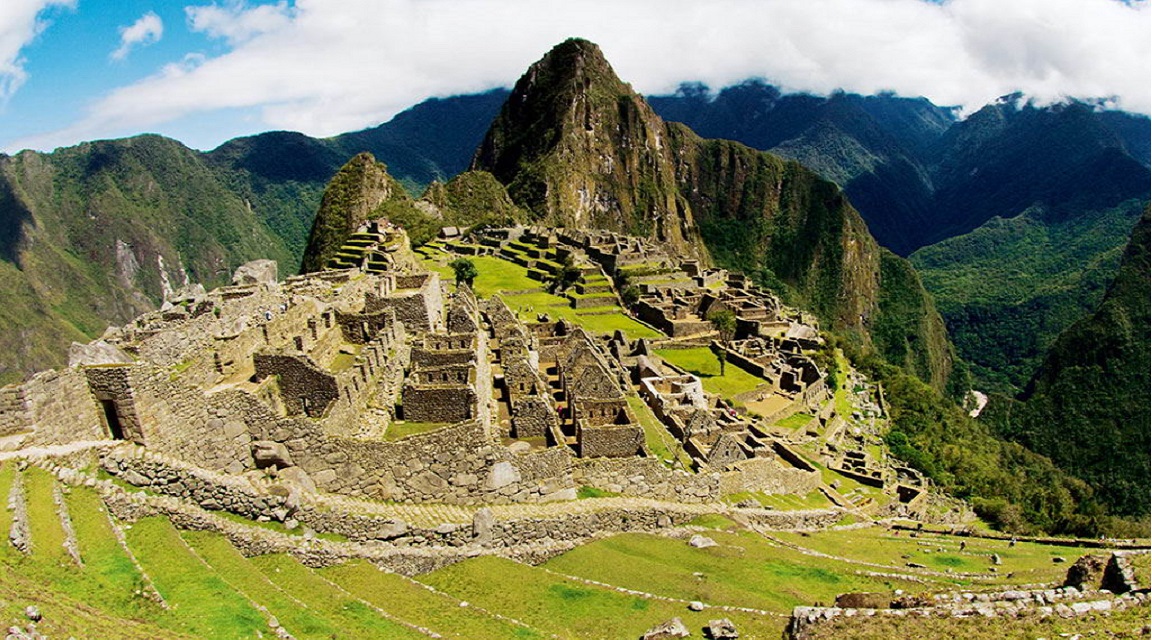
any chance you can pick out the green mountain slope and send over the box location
[983,211,1151,520]
[911,200,1143,392]
[473,38,954,389]
[0,135,293,383]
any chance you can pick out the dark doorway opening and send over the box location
[100,399,126,440]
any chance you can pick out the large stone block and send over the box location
[232,259,278,285]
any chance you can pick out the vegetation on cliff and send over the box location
[0,135,293,382]
[982,211,1151,524]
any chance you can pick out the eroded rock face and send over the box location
[68,340,134,367]
[232,259,278,286]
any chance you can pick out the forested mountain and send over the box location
[0,136,294,383]
[644,81,1151,393]
[983,211,1151,522]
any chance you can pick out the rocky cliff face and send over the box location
[474,39,953,389]
[472,38,702,256]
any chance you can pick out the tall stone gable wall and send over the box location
[126,366,255,472]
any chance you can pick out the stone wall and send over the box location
[401,384,477,423]
[577,422,645,458]
[254,353,339,418]
[125,366,254,472]
[574,457,721,503]
[0,385,27,437]
[1,368,106,446]
[718,456,821,496]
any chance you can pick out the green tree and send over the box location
[449,258,478,289]
[548,254,582,293]
[707,307,736,376]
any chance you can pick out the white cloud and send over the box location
[111,11,163,61]
[186,1,293,45]
[0,0,73,102]
[10,0,1151,151]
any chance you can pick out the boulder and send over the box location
[705,618,739,639]
[373,520,408,540]
[277,467,317,495]
[232,259,279,285]
[835,592,890,609]
[252,441,294,469]
[486,461,521,490]
[472,507,495,545]
[1064,554,1109,590]
[640,617,690,639]
[68,340,134,367]
[689,534,718,549]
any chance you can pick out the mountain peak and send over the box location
[471,39,694,249]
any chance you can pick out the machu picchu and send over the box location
[0,27,1147,640]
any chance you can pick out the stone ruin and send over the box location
[0,220,937,530]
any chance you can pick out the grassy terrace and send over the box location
[771,526,1088,586]
[653,347,767,398]
[725,489,834,510]
[419,249,661,339]
[125,517,269,638]
[248,554,427,639]
[320,560,546,639]
[627,395,693,469]
[384,420,451,441]
[540,530,926,615]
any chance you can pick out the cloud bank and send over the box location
[9,0,1152,151]
[110,11,164,61]
[0,0,73,102]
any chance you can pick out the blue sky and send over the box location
[0,0,1148,153]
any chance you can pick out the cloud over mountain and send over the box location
[5,0,1150,151]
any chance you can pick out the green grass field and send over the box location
[320,560,545,639]
[419,554,786,639]
[654,347,767,398]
